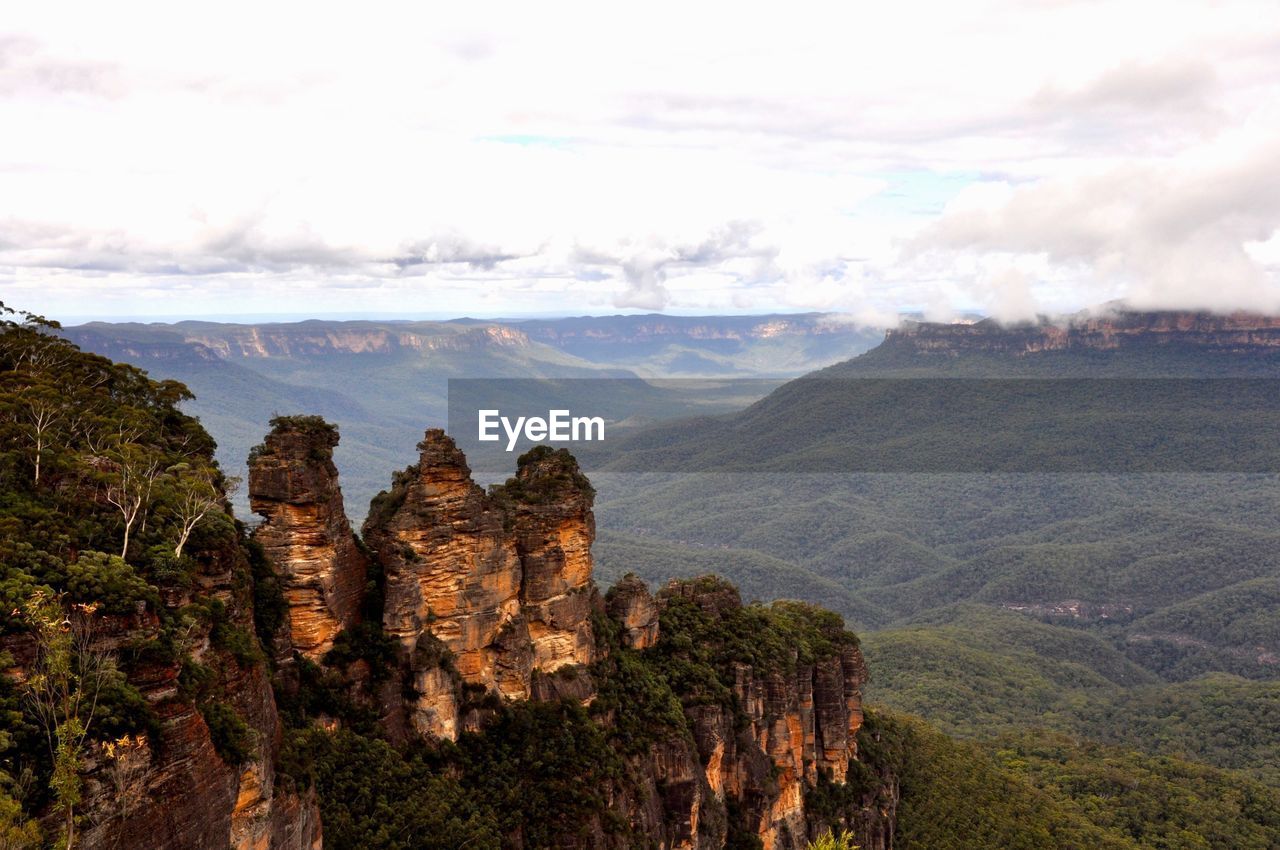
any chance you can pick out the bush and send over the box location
[324,622,397,682]
[60,551,158,613]
[200,701,255,766]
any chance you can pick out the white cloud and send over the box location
[0,0,1278,319]
[907,138,1280,314]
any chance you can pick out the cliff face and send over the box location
[183,324,530,359]
[885,310,1280,357]
[248,421,368,662]
[0,536,323,849]
[605,574,660,650]
[648,580,883,850]
[516,313,864,344]
[360,431,597,739]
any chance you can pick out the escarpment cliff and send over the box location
[883,310,1280,358]
[0,513,323,850]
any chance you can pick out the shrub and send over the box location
[200,701,255,766]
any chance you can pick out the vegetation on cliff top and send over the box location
[0,303,263,845]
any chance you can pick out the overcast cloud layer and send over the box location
[2,1,1279,322]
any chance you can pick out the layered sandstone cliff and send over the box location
[645,579,880,850]
[360,430,597,739]
[0,530,323,849]
[249,419,368,662]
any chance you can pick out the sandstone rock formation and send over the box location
[249,418,368,661]
[246,422,891,848]
[655,579,874,850]
[605,573,660,650]
[361,430,597,738]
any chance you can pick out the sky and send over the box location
[2,0,1280,324]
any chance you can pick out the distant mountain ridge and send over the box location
[882,309,1280,359]
[66,312,882,374]
[59,312,884,520]
[66,320,537,361]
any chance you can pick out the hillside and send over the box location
[588,310,1280,797]
[591,311,1280,474]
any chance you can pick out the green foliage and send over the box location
[247,412,340,465]
[589,644,689,755]
[858,709,1119,850]
[862,608,1280,786]
[323,622,397,682]
[90,673,154,744]
[860,707,1280,850]
[199,701,255,766]
[59,552,158,614]
[280,699,630,849]
[280,728,502,850]
[654,576,858,685]
[0,788,40,849]
[451,700,627,845]
[249,415,339,465]
[0,307,230,588]
[275,656,381,734]
[808,829,859,850]
[994,732,1280,850]
[363,467,414,531]
[245,537,286,654]
[268,414,339,439]
[17,590,122,848]
[489,445,595,506]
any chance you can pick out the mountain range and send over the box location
[61,314,883,516]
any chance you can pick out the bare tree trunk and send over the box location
[120,516,133,559]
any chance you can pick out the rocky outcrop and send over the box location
[652,580,876,850]
[361,430,598,739]
[249,418,368,661]
[605,574,660,650]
